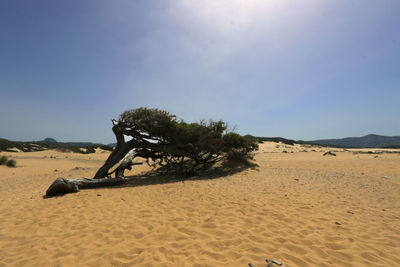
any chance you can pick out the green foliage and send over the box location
[119,108,178,141]
[0,155,16,167]
[223,133,258,151]
[6,159,16,167]
[85,147,96,154]
[0,155,8,165]
[99,145,114,151]
[223,133,258,162]
[115,108,258,172]
[0,138,46,152]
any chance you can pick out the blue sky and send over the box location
[0,0,399,143]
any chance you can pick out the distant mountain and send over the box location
[43,137,57,143]
[308,134,400,148]
[245,134,400,148]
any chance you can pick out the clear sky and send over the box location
[1,0,399,144]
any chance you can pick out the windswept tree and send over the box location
[45,107,258,197]
[93,107,258,179]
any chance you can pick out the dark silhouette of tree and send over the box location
[93,107,258,179]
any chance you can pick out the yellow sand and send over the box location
[0,143,399,266]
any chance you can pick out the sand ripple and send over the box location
[0,147,400,266]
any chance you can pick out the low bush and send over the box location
[6,159,16,167]
[0,155,8,165]
[99,145,114,151]
[85,147,96,154]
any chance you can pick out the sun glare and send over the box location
[170,0,287,35]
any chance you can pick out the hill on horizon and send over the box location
[0,138,114,153]
[245,134,400,148]
[2,134,400,153]
[308,134,400,148]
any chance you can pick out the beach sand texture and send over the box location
[0,143,399,266]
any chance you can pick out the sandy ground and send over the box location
[0,143,399,266]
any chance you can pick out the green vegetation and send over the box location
[0,138,114,154]
[223,133,258,162]
[244,135,297,145]
[0,155,8,164]
[0,138,46,152]
[0,155,17,168]
[94,107,259,178]
[99,145,114,151]
[6,159,16,167]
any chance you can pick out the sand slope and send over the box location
[0,143,399,266]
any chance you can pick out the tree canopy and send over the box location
[94,107,258,178]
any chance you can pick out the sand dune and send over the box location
[0,143,399,266]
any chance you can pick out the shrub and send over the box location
[85,147,96,154]
[0,155,8,165]
[99,145,114,151]
[6,159,16,167]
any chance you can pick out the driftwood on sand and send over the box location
[45,177,126,197]
[44,150,142,197]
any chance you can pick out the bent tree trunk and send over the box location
[93,143,134,178]
[92,122,200,179]
[108,150,140,178]
[93,123,134,179]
